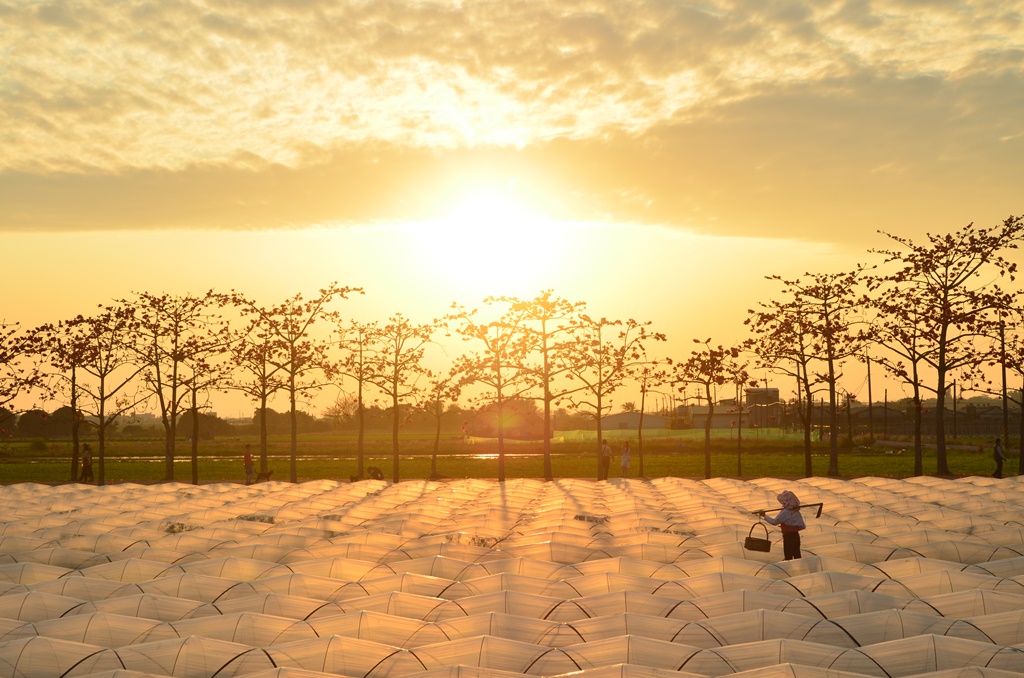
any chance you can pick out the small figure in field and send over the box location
[243,444,254,485]
[599,439,612,481]
[758,490,806,560]
[620,441,631,478]
[80,443,94,483]
[993,438,1006,479]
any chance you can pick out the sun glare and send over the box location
[411,188,566,298]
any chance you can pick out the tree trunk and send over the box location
[913,393,923,476]
[935,367,949,475]
[431,408,440,480]
[259,396,269,474]
[703,383,713,479]
[190,388,200,485]
[357,377,365,480]
[391,391,400,484]
[637,384,647,478]
[497,396,506,483]
[164,410,176,482]
[97,386,106,486]
[912,362,922,476]
[1018,377,1024,476]
[542,333,553,482]
[69,370,80,482]
[736,399,743,478]
[289,379,298,484]
[98,424,106,487]
[935,323,950,475]
[595,392,604,481]
[801,372,813,477]
[827,355,840,477]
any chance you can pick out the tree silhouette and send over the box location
[500,291,584,481]
[228,315,287,477]
[180,312,233,484]
[235,283,362,482]
[421,368,462,480]
[873,216,1024,475]
[123,291,223,482]
[75,306,149,486]
[363,313,435,484]
[747,298,824,476]
[635,363,668,477]
[332,321,377,481]
[758,269,869,476]
[561,315,663,479]
[673,339,748,479]
[452,300,535,483]
[865,282,934,474]
[0,322,47,416]
[37,316,96,481]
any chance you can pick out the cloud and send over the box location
[0,0,1021,244]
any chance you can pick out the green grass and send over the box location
[0,428,1013,485]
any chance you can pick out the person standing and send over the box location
[759,489,806,560]
[993,438,1006,479]
[599,439,612,481]
[620,441,632,478]
[243,444,254,485]
[80,443,94,483]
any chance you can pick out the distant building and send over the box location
[689,405,748,430]
[745,388,781,427]
[603,412,668,430]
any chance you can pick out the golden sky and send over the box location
[2,0,1023,412]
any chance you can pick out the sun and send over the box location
[409,187,567,298]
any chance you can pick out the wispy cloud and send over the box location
[1,0,1021,238]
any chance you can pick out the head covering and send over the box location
[777,490,800,510]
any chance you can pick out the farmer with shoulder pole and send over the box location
[752,490,821,560]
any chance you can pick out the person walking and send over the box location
[758,489,806,560]
[993,438,1006,479]
[243,444,254,485]
[620,440,631,478]
[599,439,612,481]
[80,443,94,483]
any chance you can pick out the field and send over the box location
[0,427,1011,485]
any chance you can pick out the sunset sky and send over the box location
[2,1,1023,414]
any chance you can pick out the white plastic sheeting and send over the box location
[0,475,1022,678]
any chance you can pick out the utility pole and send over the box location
[1001,320,1009,446]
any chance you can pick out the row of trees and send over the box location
[2,215,1022,484]
[0,286,668,485]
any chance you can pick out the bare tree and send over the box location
[757,269,869,476]
[865,282,933,474]
[332,321,377,481]
[180,313,233,485]
[37,316,96,480]
[363,313,435,484]
[560,315,664,479]
[123,291,223,482]
[635,363,669,477]
[76,306,149,486]
[872,215,1024,475]
[501,291,584,481]
[673,339,748,479]
[235,283,362,482]
[0,321,47,416]
[746,298,823,477]
[421,368,462,480]
[228,319,286,477]
[452,301,535,483]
